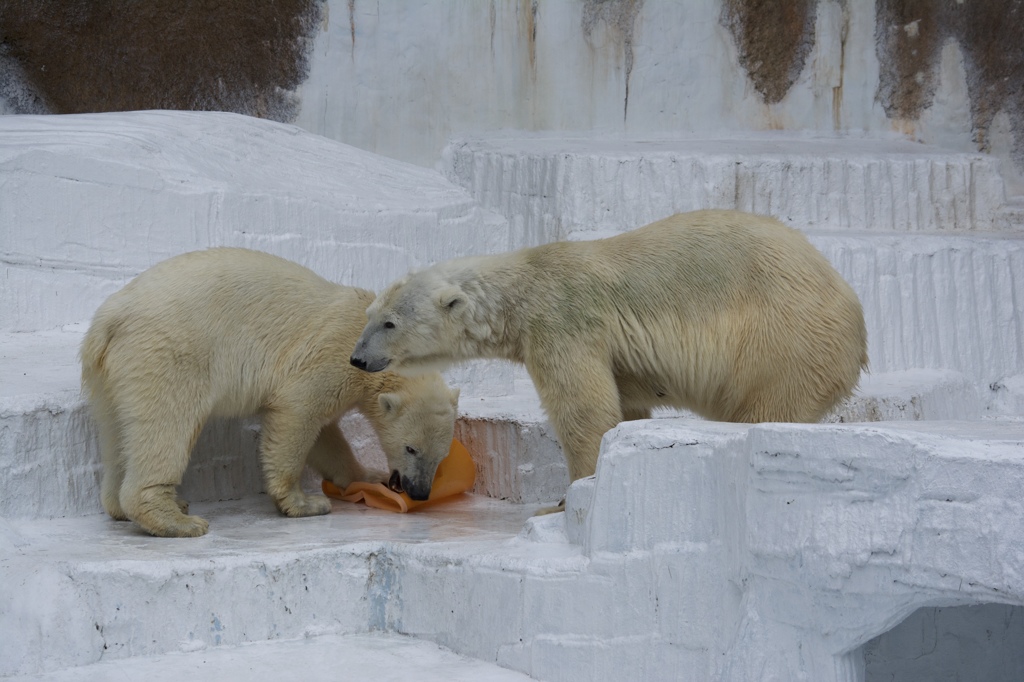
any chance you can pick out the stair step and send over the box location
[828,369,981,422]
[0,111,509,333]
[0,494,538,677]
[1,321,1007,519]
[3,418,1023,680]
[3,632,535,682]
[443,133,1012,244]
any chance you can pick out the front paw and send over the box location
[279,492,332,517]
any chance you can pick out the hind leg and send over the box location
[259,408,332,517]
[118,404,209,538]
[89,381,129,521]
[92,386,126,520]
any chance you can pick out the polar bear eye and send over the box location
[384,321,395,329]
[405,445,419,456]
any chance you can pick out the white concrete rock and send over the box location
[2,103,1022,682]
[442,134,1011,245]
[443,137,1024,392]
[0,111,509,333]
[0,495,536,677]
[293,0,1024,197]
[3,632,536,682]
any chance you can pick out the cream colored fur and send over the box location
[352,210,867,487]
[82,248,458,538]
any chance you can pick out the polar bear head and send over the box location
[351,265,487,375]
[373,372,460,501]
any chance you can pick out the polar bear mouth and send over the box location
[388,470,405,494]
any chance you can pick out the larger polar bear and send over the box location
[351,210,867,490]
[82,248,459,537]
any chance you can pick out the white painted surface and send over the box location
[0,111,509,333]
[4,632,536,682]
[293,1,997,175]
[442,136,1024,390]
[0,495,537,676]
[1,104,1022,682]
[5,417,1022,681]
[443,134,1010,244]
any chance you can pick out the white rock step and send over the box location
[0,111,509,333]
[3,632,535,682]
[443,133,1012,244]
[810,232,1024,384]
[0,495,540,677]
[0,324,1012,519]
[4,419,1023,681]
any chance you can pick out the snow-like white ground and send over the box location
[0,111,508,333]
[5,633,535,682]
[2,111,1023,682]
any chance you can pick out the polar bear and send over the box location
[351,210,867,493]
[81,248,459,537]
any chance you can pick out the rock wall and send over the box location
[1,1,1021,189]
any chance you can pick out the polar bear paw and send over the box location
[278,492,333,518]
[136,511,210,538]
[123,485,210,537]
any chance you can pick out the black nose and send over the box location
[403,475,431,501]
[350,356,367,369]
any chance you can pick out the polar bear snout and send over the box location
[349,353,390,372]
[350,334,391,372]
[403,473,432,501]
[388,468,431,500]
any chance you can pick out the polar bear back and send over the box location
[519,210,867,422]
[84,248,373,418]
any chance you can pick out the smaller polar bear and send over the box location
[351,210,867,496]
[81,248,459,538]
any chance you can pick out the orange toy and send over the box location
[322,439,476,513]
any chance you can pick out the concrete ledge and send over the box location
[456,382,567,506]
[828,369,982,422]
[0,495,536,677]
[0,324,1002,521]
[4,418,1023,681]
[5,632,535,682]
[0,111,509,332]
[443,134,1010,244]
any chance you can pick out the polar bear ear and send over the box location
[438,286,466,313]
[378,393,402,414]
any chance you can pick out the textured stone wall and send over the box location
[0,0,321,121]
[874,0,1024,189]
[1,1,1021,177]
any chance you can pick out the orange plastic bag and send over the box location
[322,439,476,513]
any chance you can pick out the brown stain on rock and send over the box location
[520,0,538,74]
[0,0,322,121]
[722,0,817,105]
[582,0,643,122]
[874,0,945,121]
[876,0,1024,168]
